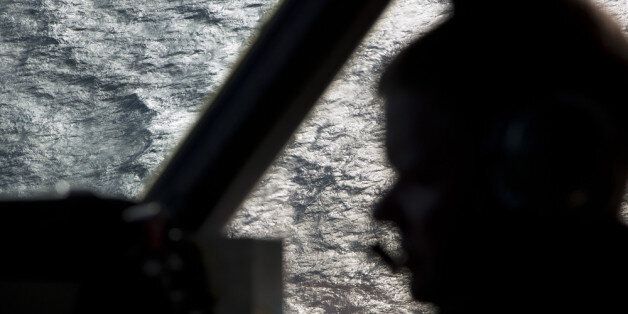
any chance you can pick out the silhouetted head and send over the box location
[375,0,628,311]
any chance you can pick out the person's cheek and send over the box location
[396,184,440,225]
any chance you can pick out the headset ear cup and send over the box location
[491,111,544,212]
[490,100,618,215]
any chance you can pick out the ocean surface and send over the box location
[1,0,626,312]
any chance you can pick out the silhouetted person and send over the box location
[373,0,628,313]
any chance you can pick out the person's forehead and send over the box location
[384,88,431,110]
[384,91,452,170]
[383,88,468,132]
[383,89,490,172]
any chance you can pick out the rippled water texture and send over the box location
[1,0,626,312]
[0,0,277,195]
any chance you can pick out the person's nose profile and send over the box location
[373,185,400,223]
[374,181,443,226]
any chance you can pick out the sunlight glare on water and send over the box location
[0,0,625,312]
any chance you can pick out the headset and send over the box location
[488,94,624,217]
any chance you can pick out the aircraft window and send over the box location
[1,0,626,313]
